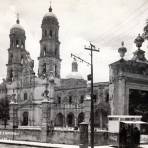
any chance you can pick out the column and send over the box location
[9,102,18,128]
[118,75,126,115]
[41,99,49,142]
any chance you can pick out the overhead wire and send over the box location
[97,0,148,40]
[91,0,148,44]
[99,9,148,47]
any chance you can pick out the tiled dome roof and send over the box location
[10,19,25,34]
[42,6,58,25]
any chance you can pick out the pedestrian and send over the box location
[119,125,127,148]
[133,127,140,148]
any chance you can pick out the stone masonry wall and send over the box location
[0,128,108,146]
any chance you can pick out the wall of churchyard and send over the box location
[0,128,109,146]
[0,144,41,148]
[0,128,41,142]
[47,130,80,144]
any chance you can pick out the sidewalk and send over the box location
[0,140,110,148]
[0,140,148,148]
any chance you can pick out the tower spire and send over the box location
[49,1,52,12]
[16,13,20,24]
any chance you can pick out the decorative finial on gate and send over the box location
[118,41,127,59]
[134,34,144,50]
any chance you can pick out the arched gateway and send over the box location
[109,36,148,121]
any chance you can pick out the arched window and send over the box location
[69,96,72,104]
[10,40,13,47]
[24,93,27,100]
[67,113,74,127]
[78,112,85,125]
[93,94,97,103]
[10,69,13,81]
[105,93,109,103]
[43,47,46,56]
[55,47,58,56]
[55,65,57,77]
[94,109,101,128]
[80,95,84,104]
[42,63,46,74]
[22,112,28,126]
[49,30,52,37]
[9,54,13,63]
[21,41,24,49]
[16,40,19,47]
[55,113,64,127]
[58,97,61,104]
[102,112,108,129]
[44,30,47,37]
[21,56,24,64]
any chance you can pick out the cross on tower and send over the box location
[16,13,20,24]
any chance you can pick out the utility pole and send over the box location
[85,42,99,148]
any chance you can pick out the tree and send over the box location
[0,97,9,128]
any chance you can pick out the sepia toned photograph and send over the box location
[0,0,148,148]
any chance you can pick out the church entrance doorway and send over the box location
[22,112,28,126]
[129,89,148,122]
[67,113,74,127]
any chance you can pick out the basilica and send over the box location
[0,6,110,131]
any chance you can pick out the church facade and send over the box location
[0,6,110,131]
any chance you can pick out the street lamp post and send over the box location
[85,42,99,148]
[71,42,99,148]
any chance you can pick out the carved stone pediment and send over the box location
[111,59,148,76]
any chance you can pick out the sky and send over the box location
[0,0,148,82]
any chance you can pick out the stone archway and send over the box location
[55,113,65,127]
[22,111,28,126]
[78,112,85,126]
[67,112,74,127]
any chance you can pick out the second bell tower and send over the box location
[38,6,61,80]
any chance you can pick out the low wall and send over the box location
[0,128,109,146]
[47,130,80,145]
[108,132,119,147]
[0,143,42,148]
[93,131,109,146]
[47,129,109,145]
[0,128,41,142]
[16,129,41,142]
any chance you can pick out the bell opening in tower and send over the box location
[129,89,148,122]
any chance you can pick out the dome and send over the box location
[42,6,59,25]
[66,60,84,80]
[66,72,84,80]
[10,19,25,34]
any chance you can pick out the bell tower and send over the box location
[38,5,61,80]
[6,15,26,82]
